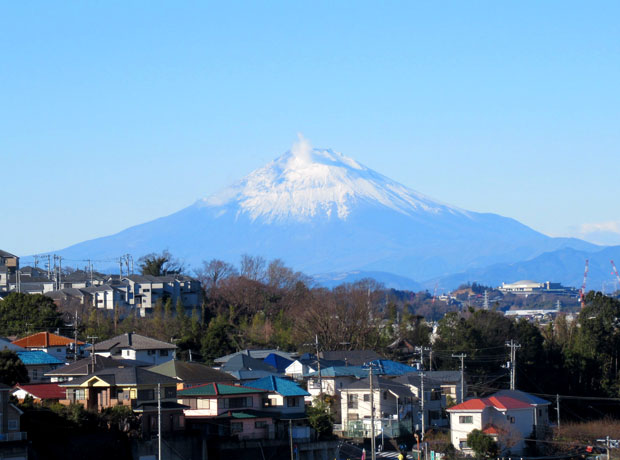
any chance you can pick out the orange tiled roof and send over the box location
[482,425,500,435]
[12,332,85,348]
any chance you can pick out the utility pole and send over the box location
[58,256,62,289]
[506,340,521,390]
[420,371,425,440]
[556,394,561,433]
[452,353,467,403]
[369,364,376,460]
[289,419,294,460]
[429,349,433,371]
[46,255,51,280]
[158,383,162,460]
[416,346,431,370]
[119,257,123,278]
[74,310,79,362]
[87,336,98,373]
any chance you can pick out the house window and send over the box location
[263,398,273,407]
[197,399,210,409]
[508,416,515,424]
[164,387,176,399]
[538,409,542,417]
[224,397,251,409]
[459,416,473,424]
[32,369,38,380]
[8,420,18,431]
[160,350,169,357]
[75,389,86,400]
[459,440,469,449]
[231,422,243,433]
[255,421,268,428]
[383,391,388,400]
[148,350,156,355]
[138,389,155,401]
[286,397,299,407]
[348,394,358,409]
[363,394,370,402]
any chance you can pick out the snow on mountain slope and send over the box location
[199,136,467,222]
[47,137,601,286]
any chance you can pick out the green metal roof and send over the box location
[178,382,267,397]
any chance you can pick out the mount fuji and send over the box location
[51,138,599,287]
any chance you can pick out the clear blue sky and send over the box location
[2,1,620,259]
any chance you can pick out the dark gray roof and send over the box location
[148,360,237,384]
[89,332,176,352]
[215,349,296,363]
[60,366,178,387]
[80,284,118,293]
[45,288,87,299]
[220,354,277,373]
[319,350,383,366]
[394,370,461,387]
[224,370,282,381]
[0,250,17,258]
[45,356,152,377]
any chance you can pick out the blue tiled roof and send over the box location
[366,359,419,376]
[248,376,310,397]
[17,350,63,365]
[263,353,294,373]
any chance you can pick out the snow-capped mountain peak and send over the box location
[200,136,464,222]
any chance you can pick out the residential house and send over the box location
[263,353,294,374]
[12,331,86,362]
[12,383,65,404]
[284,353,339,381]
[16,350,64,383]
[394,372,454,429]
[59,366,185,436]
[89,332,176,365]
[340,375,416,438]
[122,275,201,317]
[220,353,280,382]
[0,250,18,293]
[0,383,27,459]
[306,366,368,398]
[177,382,274,441]
[492,389,551,437]
[81,284,129,311]
[248,376,309,415]
[446,394,538,455]
[45,355,152,383]
[148,359,237,390]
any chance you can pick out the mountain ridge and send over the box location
[46,141,601,286]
